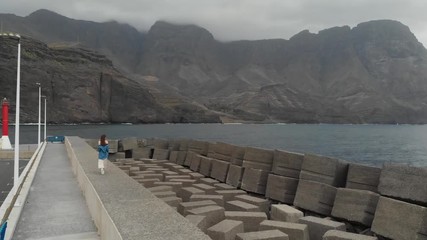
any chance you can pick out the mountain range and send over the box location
[1,9,427,123]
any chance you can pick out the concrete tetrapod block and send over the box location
[121,137,138,150]
[259,220,309,240]
[199,177,220,186]
[179,187,206,202]
[169,151,179,163]
[300,154,349,187]
[298,216,346,240]
[331,188,380,226]
[225,211,268,232]
[153,181,183,192]
[322,230,378,240]
[210,159,230,182]
[199,156,213,176]
[190,154,202,172]
[212,142,235,162]
[345,163,381,192]
[160,196,182,207]
[190,194,224,206]
[186,214,209,233]
[270,204,304,223]
[236,230,289,240]
[193,183,217,194]
[147,185,173,192]
[184,151,197,167]
[189,172,205,180]
[226,164,245,188]
[188,140,210,156]
[241,168,269,194]
[207,219,244,240]
[235,195,270,214]
[187,205,225,228]
[153,138,169,149]
[371,196,427,240]
[266,174,299,204]
[272,150,304,178]
[242,147,274,171]
[293,180,337,216]
[152,148,170,160]
[178,200,218,216]
[230,145,246,166]
[138,178,160,188]
[169,178,197,187]
[377,163,427,204]
[152,191,176,198]
[215,190,247,202]
[225,200,260,212]
[108,139,119,153]
[215,183,237,190]
[176,151,187,165]
[140,173,164,181]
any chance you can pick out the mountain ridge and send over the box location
[1,9,427,123]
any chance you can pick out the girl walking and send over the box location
[98,134,109,174]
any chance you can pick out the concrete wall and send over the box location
[65,136,210,240]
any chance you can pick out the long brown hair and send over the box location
[100,134,107,146]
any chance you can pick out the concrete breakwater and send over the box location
[87,137,427,240]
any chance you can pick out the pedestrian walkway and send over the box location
[12,143,98,240]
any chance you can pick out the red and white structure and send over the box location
[1,97,12,149]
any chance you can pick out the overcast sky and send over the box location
[1,0,427,46]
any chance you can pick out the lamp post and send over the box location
[36,82,41,146]
[1,32,22,193]
[42,95,47,142]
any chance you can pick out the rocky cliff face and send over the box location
[1,10,427,123]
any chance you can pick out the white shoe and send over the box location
[101,169,105,175]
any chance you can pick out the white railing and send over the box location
[0,142,46,240]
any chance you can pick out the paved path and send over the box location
[12,143,99,240]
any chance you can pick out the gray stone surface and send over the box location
[199,156,213,176]
[189,172,205,180]
[214,183,236,190]
[188,140,210,156]
[153,139,169,149]
[210,159,230,182]
[378,163,427,203]
[215,189,247,202]
[190,154,202,172]
[184,151,197,167]
[178,200,218,216]
[179,187,206,202]
[152,148,170,160]
[270,204,304,223]
[345,163,381,192]
[177,151,187,165]
[108,139,119,153]
[300,154,348,187]
[322,230,378,240]
[236,230,289,240]
[226,200,260,212]
[226,164,245,188]
[199,177,220,186]
[194,183,217,194]
[225,211,268,232]
[298,216,346,240]
[147,185,173,192]
[190,194,225,206]
[207,219,244,240]
[212,142,234,162]
[153,181,183,192]
[331,188,380,226]
[266,174,299,204]
[152,190,176,198]
[371,196,427,240]
[178,139,190,151]
[187,205,226,228]
[272,150,304,178]
[230,145,246,166]
[259,220,309,240]
[169,178,198,187]
[13,143,97,240]
[242,147,274,171]
[293,180,337,215]
[121,137,138,150]
[241,168,269,194]
[132,147,152,159]
[235,195,270,214]
[161,196,182,207]
[65,137,211,240]
[186,214,209,233]
[169,151,179,163]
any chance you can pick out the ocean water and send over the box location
[10,123,427,167]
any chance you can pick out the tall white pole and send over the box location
[44,96,47,141]
[37,83,41,146]
[14,37,21,193]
